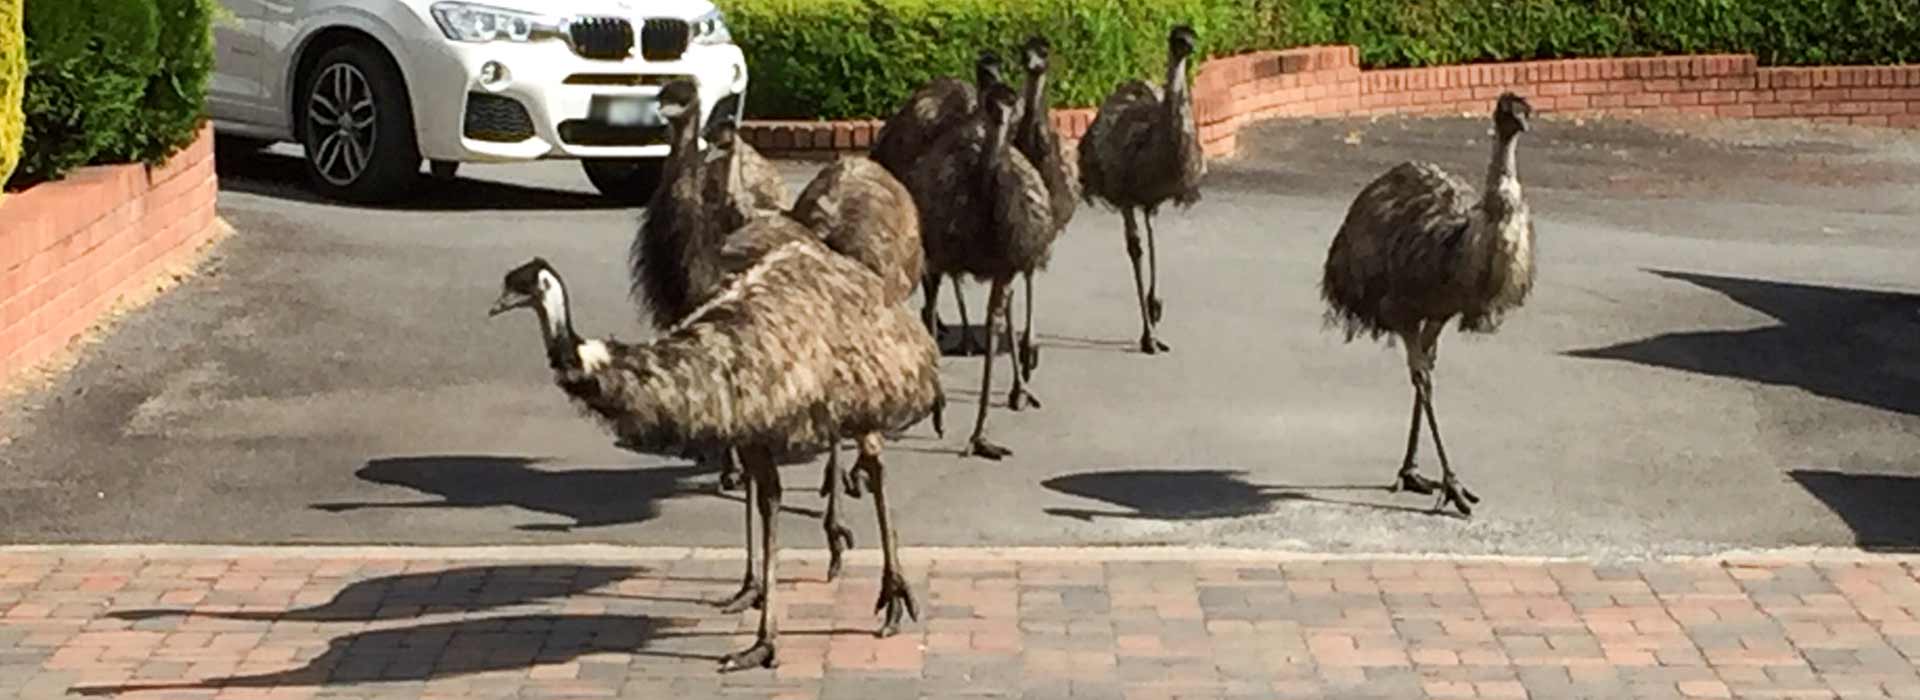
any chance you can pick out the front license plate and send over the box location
[590,96,662,127]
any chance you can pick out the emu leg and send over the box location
[1124,209,1168,355]
[1007,280,1040,411]
[717,452,763,613]
[1144,208,1166,327]
[860,434,919,637]
[1392,336,1439,495]
[921,273,945,341]
[721,449,781,671]
[820,446,855,582]
[966,279,1014,460]
[951,275,983,356]
[1417,370,1480,517]
[1019,270,1041,376]
[709,446,742,493]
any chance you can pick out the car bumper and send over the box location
[407,38,748,163]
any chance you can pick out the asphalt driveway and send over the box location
[3,114,1918,557]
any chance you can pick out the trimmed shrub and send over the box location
[0,0,22,193]
[13,0,160,187]
[126,0,219,163]
[720,0,1292,120]
[722,0,1920,120]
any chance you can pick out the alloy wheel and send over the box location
[307,63,379,186]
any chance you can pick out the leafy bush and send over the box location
[719,0,1293,119]
[126,0,219,164]
[0,0,23,193]
[723,0,1920,120]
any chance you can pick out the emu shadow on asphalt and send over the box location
[215,142,627,212]
[1789,470,1920,552]
[1041,469,1439,521]
[1567,269,1920,416]
[309,455,826,533]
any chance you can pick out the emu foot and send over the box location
[1019,336,1041,375]
[1148,295,1164,325]
[1139,333,1171,355]
[1392,467,1439,495]
[715,579,765,613]
[843,459,874,499]
[874,570,921,638]
[825,521,855,581]
[966,435,1012,460]
[1008,386,1041,411]
[716,468,743,493]
[1431,475,1481,518]
[718,639,777,672]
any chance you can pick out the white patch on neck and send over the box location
[537,269,569,339]
[659,102,688,120]
[576,340,612,372]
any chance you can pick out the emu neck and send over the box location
[1482,131,1523,216]
[1016,72,1050,151]
[980,119,1010,190]
[534,285,583,371]
[1164,54,1196,152]
[664,116,699,179]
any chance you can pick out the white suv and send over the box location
[209,0,750,203]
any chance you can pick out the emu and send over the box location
[1078,25,1206,355]
[1318,92,1537,517]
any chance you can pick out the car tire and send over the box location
[581,159,665,204]
[299,43,421,204]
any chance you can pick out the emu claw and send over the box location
[1008,387,1041,411]
[874,571,920,638]
[825,522,855,581]
[1147,295,1164,324]
[1431,477,1477,518]
[1139,335,1171,355]
[966,436,1012,460]
[718,640,777,672]
[716,580,765,613]
[1392,468,1438,495]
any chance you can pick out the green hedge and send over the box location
[0,0,23,194]
[721,0,1920,120]
[9,0,216,189]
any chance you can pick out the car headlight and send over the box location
[430,2,558,43]
[691,9,731,45]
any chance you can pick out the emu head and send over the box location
[489,257,560,319]
[981,82,1021,142]
[1168,25,1198,60]
[975,50,1006,89]
[656,80,699,126]
[704,119,740,163]
[1494,92,1534,136]
[1022,36,1051,75]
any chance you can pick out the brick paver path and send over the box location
[3,546,1919,699]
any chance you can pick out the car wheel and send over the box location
[581,159,664,204]
[300,43,421,204]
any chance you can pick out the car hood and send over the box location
[406,0,720,21]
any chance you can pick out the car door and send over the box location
[208,0,274,126]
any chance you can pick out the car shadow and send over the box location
[69,614,714,696]
[1041,469,1440,521]
[1788,470,1920,552]
[215,147,629,211]
[1565,269,1920,416]
[309,455,827,531]
[108,564,649,622]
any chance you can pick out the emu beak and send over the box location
[488,290,533,317]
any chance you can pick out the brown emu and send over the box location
[707,122,940,578]
[1319,92,1537,517]
[904,83,1055,459]
[1008,35,1079,393]
[871,51,1008,353]
[489,240,940,672]
[1078,25,1206,355]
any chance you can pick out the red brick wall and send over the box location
[0,124,222,380]
[745,46,1920,159]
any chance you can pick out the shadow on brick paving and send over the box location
[108,565,663,623]
[68,614,716,695]
[308,455,824,532]
[1042,469,1442,522]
